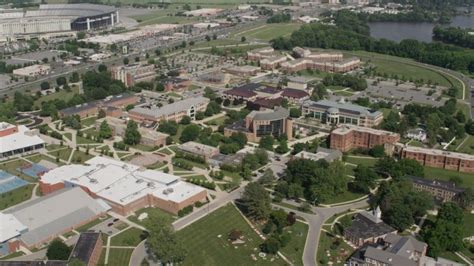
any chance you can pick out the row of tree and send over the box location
[433,26,474,49]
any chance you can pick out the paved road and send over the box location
[274,199,369,266]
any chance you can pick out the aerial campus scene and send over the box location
[0,0,473,265]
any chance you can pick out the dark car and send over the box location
[107,223,114,227]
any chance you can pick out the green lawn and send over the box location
[171,125,185,144]
[204,116,228,126]
[0,184,34,210]
[0,251,26,260]
[76,135,99,145]
[33,86,80,108]
[280,221,308,266]
[130,144,159,152]
[110,227,147,247]
[25,154,63,165]
[322,189,366,205]
[157,147,173,155]
[128,207,176,227]
[176,204,284,265]
[81,116,97,127]
[317,231,353,266]
[423,167,474,190]
[48,147,73,161]
[173,157,208,170]
[457,135,474,155]
[463,211,474,238]
[106,248,134,266]
[70,150,94,163]
[238,23,301,41]
[193,38,242,49]
[344,156,378,167]
[343,50,464,98]
[45,144,64,151]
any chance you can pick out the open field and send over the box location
[344,156,378,167]
[342,50,465,98]
[33,86,80,108]
[0,184,34,210]
[279,221,308,266]
[457,135,474,155]
[128,207,176,227]
[176,204,284,265]
[235,23,301,41]
[317,231,353,266]
[106,248,133,266]
[110,227,147,247]
[423,167,474,190]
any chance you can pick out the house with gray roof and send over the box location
[302,99,383,127]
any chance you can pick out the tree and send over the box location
[180,115,191,125]
[241,182,272,221]
[156,83,165,92]
[46,239,71,260]
[146,212,186,264]
[70,72,80,83]
[124,120,141,145]
[158,121,178,135]
[123,57,129,65]
[180,124,201,143]
[259,168,275,186]
[369,145,385,157]
[40,81,50,90]
[275,140,289,154]
[98,109,106,118]
[98,64,107,72]
[56,76,67,87]
[259,136,274,151]
[261,237,280,254]
[229,132,247,148]
[99,120,112,139]
[350,165,378,193]
[241,36,246,42]
[289,108,302,118]
[457,188,474,210]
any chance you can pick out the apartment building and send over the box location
[400,146,474,173]
[302,99,383,128]
[111,64,156,87]
[330,125,400,152]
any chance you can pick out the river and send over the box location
[368,15,474,42]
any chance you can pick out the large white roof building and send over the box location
[40,156,207,215]
[0,122,45,159]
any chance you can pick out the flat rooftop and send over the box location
[4,187,109,246]
[332,125,399,137]
[40,156,205,206]
[303,99,382,118]
[403,145,474,160]
[0,124,44,154]
[131,97,209,120]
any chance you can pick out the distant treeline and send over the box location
[433,26,474,49]
[271,22,474,73]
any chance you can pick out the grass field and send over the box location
[317,231,353,266]
[33,87,80,108]
[235,23,301,41]
[0,184,34,210]
[279,221,308,266]
[457,135,474,155]
[322,189,366,205]
[106,248,134,266]
[128,207,176,227]
[110,227,147,247]
[48,147,72,161]
[423,167,474,190]
[176,204,284,265]
[344,156,378,167]
[342,50,464,98]
[463,211,474,238]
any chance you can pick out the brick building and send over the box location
[408,175,466,204]
[111,64,156,87]
[400,146,474,173]
[224,107,293,142]
[39,157,207,216]
[330,125,400,152]
[59,93,139,118]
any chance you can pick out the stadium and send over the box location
[0,4,119,42]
